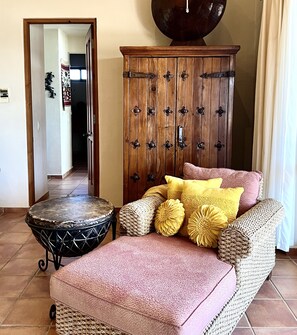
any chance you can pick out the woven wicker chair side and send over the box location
[202,198,284,334]
[119,196,162,236]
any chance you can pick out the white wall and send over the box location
[44,29,62,176]
[0,0,262,208]
[30,25,48,201]
[58,29,72,176]
[44,28,72,177]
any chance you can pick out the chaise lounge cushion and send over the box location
[183,162,262,216]
[50,233,236,335]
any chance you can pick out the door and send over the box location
[123,56,177,203]
[85,26,99,196]
[175,56,233,177]
[24,19,99,205]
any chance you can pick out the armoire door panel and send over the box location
[192,58,205,168]
[209,57,223,167]
[219,56,234,167]
[121,46,240,204]
[125,58,139,203]
[156,58,176,182]
[175,58,195,177]
[146,57,159,189]
[199,57,213,167]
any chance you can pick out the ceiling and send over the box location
[44,24,90,37]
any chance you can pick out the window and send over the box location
[70,68,86,81]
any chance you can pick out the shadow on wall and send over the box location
[134,0,171,44]
[232,87,254,171]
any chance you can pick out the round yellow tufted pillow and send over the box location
[187,205,228,248]
[155,199,185,237]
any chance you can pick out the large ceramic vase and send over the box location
[151,0,227,45]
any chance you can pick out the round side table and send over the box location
[25,195,116,271]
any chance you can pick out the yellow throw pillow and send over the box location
[165,175,223,200]
[154,199,185,237]
[142,184,168,201]
[180,184,244,236]
[188,205,228,248]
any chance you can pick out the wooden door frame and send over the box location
[23,18,99,206]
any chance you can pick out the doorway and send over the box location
[23,18,99,206]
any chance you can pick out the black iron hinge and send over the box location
[200,71,235,79]
[123,71,156,79]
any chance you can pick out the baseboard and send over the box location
[277,248,297,256]
[36,192,49,203]
[48,167,74,180]
[2,207,28,213]
[288,248,297,256]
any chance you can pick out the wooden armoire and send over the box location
[120,46,240,204]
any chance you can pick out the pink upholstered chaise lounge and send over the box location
[50,163,284,335]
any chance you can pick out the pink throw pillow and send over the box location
[183,163,262,216]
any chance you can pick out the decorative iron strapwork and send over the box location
[131,139,140,149]
[215,106,226,117]
[164,106,173,116]
[164,140,173,150]
[215,141,225,151]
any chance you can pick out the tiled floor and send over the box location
[0,169,297,334]
[47,166,88,199]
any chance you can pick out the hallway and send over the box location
[47,165,88,199]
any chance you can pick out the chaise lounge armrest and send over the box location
[218,198,284,263]
[119,196,163,236]
[218,198,284,293]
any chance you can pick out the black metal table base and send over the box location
[39,249,63,271]
[49,304,56,320]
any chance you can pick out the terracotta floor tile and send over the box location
[0,221,16,233]
[3,298,53,326]
[0,258,39,276]
[0,232,31,245]
[21,276,50,298]
[0,298,16,323]
[48,191,69,197]
[25,234,38,244]
[14,242,44,259]
[0,244,22,259]
[7,221,31,233]
[0,326,48,334]
[271,277,297,299]
[272,259,297,277]
[47,327,57,335]
[255,280,281,299]
[246,300,297,327]
[236,314,250,327]
[253,328,297,334]
[0,276,31,297]
[0,259,9,271]
[232,329,254,335]
[0,213,26,225]
[286,300,297,318]
[35,262,56,277]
